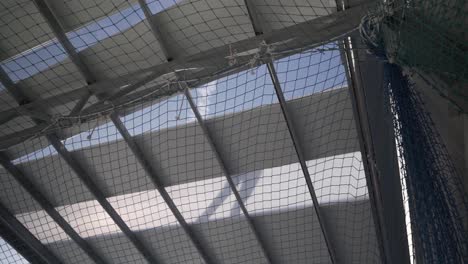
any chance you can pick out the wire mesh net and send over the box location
[0,235,30,264]
[386,65,468,263]
[0,0,394,263]
[359,0,468,262]
[360,0,468,111]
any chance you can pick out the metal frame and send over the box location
[266,61,337,263]
[342,35,412,263]
[243,0,264,35]
[0,65,31,105]
[0,66,49,124]
[333,2,409,263]
[111,4,217,262]
[183,88,274,264]
[46,133,162,264]
[0,222,47,264]
[69,92,92,116]
[28,2,179,263]
[0,2,383,263]
[1,66,161,263]
[110,114,215,264]
[0,152,108,264]
[33,0,96,84]
[0,2,371,129]
[0,201,63,264]
[103,3,226,263]
[243,2,336,262]
[32,0,95,115]
[0,50,161,264]
[340,36,387,264]
[333,2,387,263]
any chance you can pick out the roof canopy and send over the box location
[0,0,381,263]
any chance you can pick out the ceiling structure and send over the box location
[0,0,385,263]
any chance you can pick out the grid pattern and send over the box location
[0,0,382,263]
[386,65,468,263]
[0,236,30,264]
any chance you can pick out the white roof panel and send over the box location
[0,0,55,59]
[154,0,255,56]
[253,0,336,32]
[79,20,166,79]
[0,1,383,262]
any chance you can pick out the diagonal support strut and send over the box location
[266,61,338,264]
[183,86,274,264]
[0,152,108,264]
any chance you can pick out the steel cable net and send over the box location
[360,0,468,262]
[386,66,468,263]
[362,0,468,111]
[0,0,381,263]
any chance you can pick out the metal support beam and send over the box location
[80,2,209,255]
[0,222,48,264]
[266,61,337,263]
[102,4,211,255]
[137,0,174,61]
[0,111,16,126]
[0,201,63,264]
[340,36,387,264]
[0,53,161,263]
[0,152,108,264]
[0,3,372,126]
[0,66,30,105]
[32,0,96,84]
[245,3,336,262]
[46,134,162,264]
[32,0,96,114]
[69,92,91,116]
[334,1,388,261]
[133,5,265,261]
[183,88,274,264]
[243,0,264,35]
[342,35,411,263]
[109,113,215,264]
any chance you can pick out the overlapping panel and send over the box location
[191,64,331,263]
[2,138,150,264]
[148,0,255,57]
[6,90,359,195]
[119,89,267,263]
[45,0,166,79]
[62,116,205,264]
[0,167,94,264]
[2,55,366,263]
[0,0,54,59]
[0,83,19,111]
[0,1,85,102]
[272,43,381,263]
[251,0,336,32]
[0,116,35,138]
[0,236,30,264]
[0,38,382,264]
[0,0,388,262]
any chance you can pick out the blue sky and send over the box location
[0,2,351,259]
[2,0,346,166]
[0,0,180,84]
[0,238,28,264]
[12,44,345,164]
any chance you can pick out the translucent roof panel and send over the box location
[150,0,255,56]
[252,0,336,32]
[0,237,29,264]
[0,0,382,263]
[0,0,55,60]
